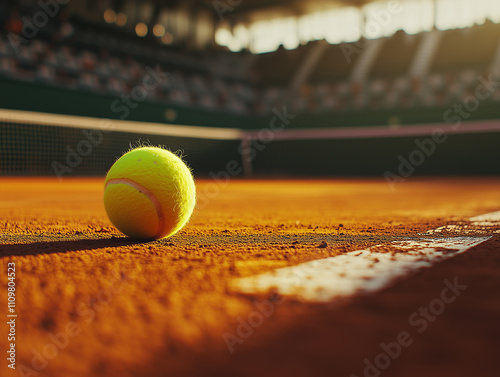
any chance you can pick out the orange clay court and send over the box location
[1,177,500,377]
[3,1,500,376]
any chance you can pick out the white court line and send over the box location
[469,211,500,226]
[234,211,500,302]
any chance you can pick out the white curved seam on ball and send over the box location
[105,178,165,239]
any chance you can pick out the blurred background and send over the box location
[1,0,500,177]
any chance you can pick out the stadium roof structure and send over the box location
[180,0,382,21]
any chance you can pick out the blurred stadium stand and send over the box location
[1,0,500,127]
[1,0,500,177]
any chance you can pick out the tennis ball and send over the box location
[104,146,196,240]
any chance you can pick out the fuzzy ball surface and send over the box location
[104,147,196,240]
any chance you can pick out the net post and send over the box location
[240,137,253,177]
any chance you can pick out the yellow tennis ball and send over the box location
[104,146,196,240]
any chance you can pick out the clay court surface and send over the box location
[1,177,500,377]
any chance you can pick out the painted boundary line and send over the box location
[234,211,500,302]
